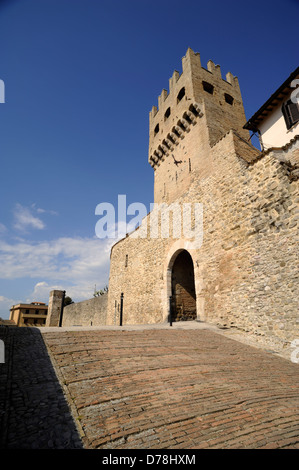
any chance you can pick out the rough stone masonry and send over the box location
[47,49,299,358]
[106,49,299,355]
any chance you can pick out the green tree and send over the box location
[64,296,74,306]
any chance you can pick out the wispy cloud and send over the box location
[28,281,64,302]
[12,203,59,233]
[32,203,58,216]
[0,295,22,319]
[13,203,45,231]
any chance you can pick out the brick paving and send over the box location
[43,325,299,449]
[1,323,299,449]
[0,326,83,449]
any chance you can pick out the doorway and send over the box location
[170,250,196,321]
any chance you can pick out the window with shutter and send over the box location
[289,101,299,123]
[282,99,299,129]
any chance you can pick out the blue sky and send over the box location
[0,0,298,318]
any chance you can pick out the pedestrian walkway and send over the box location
[1,323,299,449]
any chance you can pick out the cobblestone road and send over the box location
[1,323,299,449]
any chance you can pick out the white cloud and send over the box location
[0,295,21,319]
[27,278,107,305]
[0,207,128,314]
[0,295,14,302]
[27,281,64,303]
[0,236,111,302]
[32,203,58,216]
[13,203,45,231]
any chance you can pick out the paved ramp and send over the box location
[1,324,299,449]
[39,326,299,449]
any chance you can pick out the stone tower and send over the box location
[46,290,65,327]
[148,48,249,204]
[107,48,298,355]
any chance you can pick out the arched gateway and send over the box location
[170,250,196,321]
[164,241,203,323]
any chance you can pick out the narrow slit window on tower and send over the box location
[224,93,234,105]
[177,87,185,103]
[164,107,171,120]
[202,81,214,94]
[125,254,128,267]
[154,123,159,135]
[189,158,191,172]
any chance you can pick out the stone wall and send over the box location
[45,49,298,359]
[200,136,299,352]
[62,294,108,327]
[107,129,299,355]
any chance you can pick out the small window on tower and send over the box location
[154,123,159,135]
[177,87,185,103]
[224,93,234,105]
[164,107,171,120]
[202,81,214,95]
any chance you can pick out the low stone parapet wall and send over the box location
[62,294,108,327]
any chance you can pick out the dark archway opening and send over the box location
[171,250,196,321]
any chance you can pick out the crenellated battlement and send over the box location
[149,48,241,124]
[148,48,248,170]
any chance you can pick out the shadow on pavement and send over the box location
[0,326,83,449]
